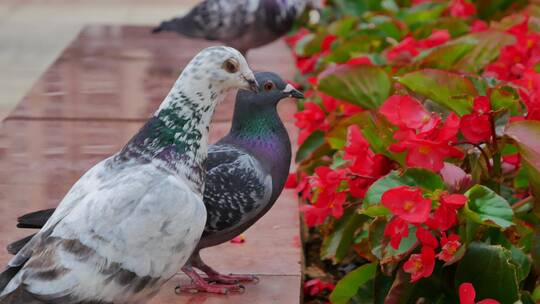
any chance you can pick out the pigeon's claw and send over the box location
[175,282,244,295]
[206,273,259,284]
[180,265,246,295]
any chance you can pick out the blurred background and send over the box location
[0,0,200,119]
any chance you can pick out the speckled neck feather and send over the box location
[118,58,224,195]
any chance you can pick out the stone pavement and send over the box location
[0,26,302,303]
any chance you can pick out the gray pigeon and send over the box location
[152,0,318,55]
[0,46,258,304]
[7,71,304,295]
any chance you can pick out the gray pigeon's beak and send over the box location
[282,84,305,99]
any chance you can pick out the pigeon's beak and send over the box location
[282,84,305,99]
[242,75,259,93]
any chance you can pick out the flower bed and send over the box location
[286,0,540,303]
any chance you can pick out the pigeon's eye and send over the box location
[263,81,274,91]
[223,59,239,74]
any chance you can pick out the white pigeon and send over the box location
[0,46,258,304]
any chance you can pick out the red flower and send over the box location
[301,204,330,227]
[437,234,461,262]
[440,193,468,208]
[380,95,438,131]
[459,282,500,304]
[321,35,337,52]
[346,56,373,66]
[387,36,420,62]
[294,102,329,144]
[284,28,310,48]
[460,97,492,144]
[403,246,436,282]
[381,96,463,172]
[471,20,488,32]
[428,204,457,231]
[449,0,476,18]
[384,217,410,249]
[304,278,335,296]
[285,173,297,189]
[428,193,467,231]
[416,226,438,248]
[311,167,348,219]
[381,186,432,223]
[418,30,450,48]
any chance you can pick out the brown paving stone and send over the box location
[8,25,298,123]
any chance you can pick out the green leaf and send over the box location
[369,219,418,265]
[509,245,532,283]
[325,111,398,163]
[361,205,390,217]
[398,69,477,115]
[364,169,445,206]
[505,121,540,204]
[464,185,514,228]
[295,130,325,163]
[321,212,369,263]
[452,31,515,73]
[329,262,378,304]
[318,65,392,109]
[455,242,520,303]
[491,86,523,116]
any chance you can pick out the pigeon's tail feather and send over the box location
[6,234,35,255]
[0,265,22,298]
[0,284,50,304]
[151,17,207,39]
[17,208,54,229]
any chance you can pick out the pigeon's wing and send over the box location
[153,0,259,41]
[1,159,206,302]
[202,143,272,236]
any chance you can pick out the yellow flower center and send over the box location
[419,145,431,155]
[403,200,415,211]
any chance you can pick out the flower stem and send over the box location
[453,141,492,173]
[511,196,533,210]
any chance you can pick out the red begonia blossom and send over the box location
[471,20,488,32]
[387,37,420,62]
[310,166,348,219]
[449,0,476,18]
[301,204,330,227]
[403,246,436,282]
[294,102,329,144]
[459,282,500,304]
[437,233,461,262]
[304,278,335,297]
[418,30,451,48]
[285,173,298,189]
[460,96,493,143]
[427,193,467,231]
[345,56,373,66]
[416,226,439,248]
[381,186,432,224]
[384,217,410,249]
[381,96,463,172]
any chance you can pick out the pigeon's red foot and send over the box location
[206,273,259,284]
[179,265,246,295]
[175,281,245,295]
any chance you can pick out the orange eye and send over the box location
[264,81,274,91]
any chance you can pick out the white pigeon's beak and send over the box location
[242,74,259,93]
[282,84,305,99]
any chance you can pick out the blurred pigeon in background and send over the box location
[0,46,258,303]
[152,0,320,55]
[8,71,303,295]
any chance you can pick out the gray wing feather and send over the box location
[203,144,271,235]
